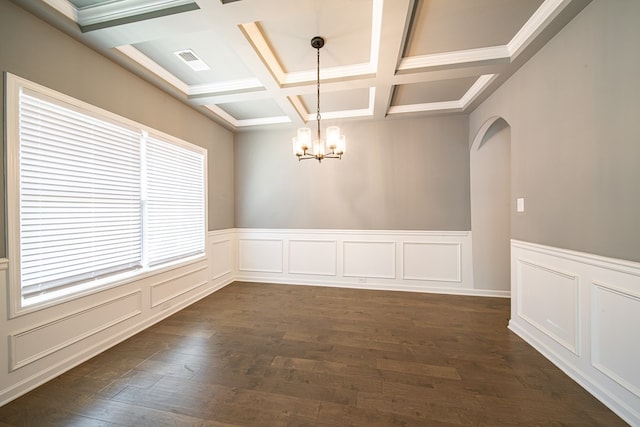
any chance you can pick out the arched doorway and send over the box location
[470,117,511,292]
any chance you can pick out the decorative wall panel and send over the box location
[289,240,337,276]
[592,282,640,398]
[403,242,461,282]
[149,265,208,308]
[10,291,141,370]
[343,241,396,279]
[238,239,283,273]
[516,259,579,354]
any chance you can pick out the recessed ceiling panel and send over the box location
[300,88,370,114]
[392,77,478,105]
[133,30,255,86]
[405,0,544,56]
[217,98,285,121]
[259,0,373,73]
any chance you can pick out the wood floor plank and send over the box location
[0,282,627,426]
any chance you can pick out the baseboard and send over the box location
[236,275,510,298]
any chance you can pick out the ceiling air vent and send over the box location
[174,49,210,71]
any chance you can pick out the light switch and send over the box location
[517,198,525,213]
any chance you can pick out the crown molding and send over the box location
[188,79,264,96]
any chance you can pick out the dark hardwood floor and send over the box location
[0,282,627,426]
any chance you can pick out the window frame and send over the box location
[5,73,209,317]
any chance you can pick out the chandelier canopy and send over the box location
[292,36,345,162]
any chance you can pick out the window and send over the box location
[6,74,207,313]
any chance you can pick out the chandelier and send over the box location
[292,36,345,162]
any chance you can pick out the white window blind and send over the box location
[19,92,143,299]
[10,76,208,310]
[145,135,206,266]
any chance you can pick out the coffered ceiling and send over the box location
[17,0,591,131]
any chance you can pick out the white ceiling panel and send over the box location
[133,29,255,85]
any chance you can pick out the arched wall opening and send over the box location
[470,116,511,292]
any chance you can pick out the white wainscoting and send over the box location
[235,229,492,296]
[0,229,235,407]
[510,240,640,426]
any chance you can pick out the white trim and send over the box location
[237,277,509,299]
[288,239,338,277]
[511,239,640,276]
[398,46,510,72]
[515,258,580,355]
[401,241,462,283]
[591,281,640,399]
[149,265,208,307]
[236,116,292,127]
[369,0,383,70]
[388,100,461,115]
[188,78,264,96]
[239,22,286,85]
[508,0,572,59]
[343,240,396,279]
[284,63,374,86]
[510,239,640,426]
[236,228,471,237]
[234,228,486,297]
[9,291,142,371]
[459,74,498,108]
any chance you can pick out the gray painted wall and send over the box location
[0,1,235,260]
[235,116,471,231]
[470,0,640,263]
[470,119,511,291]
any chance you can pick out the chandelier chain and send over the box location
[316,46,321,141]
